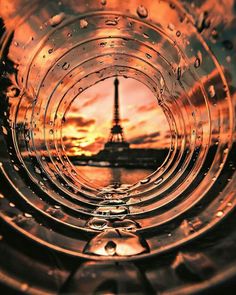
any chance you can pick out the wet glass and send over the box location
[0,0,235,293]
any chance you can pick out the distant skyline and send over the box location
[62,77,170,156]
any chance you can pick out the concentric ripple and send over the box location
[0,1,236,292]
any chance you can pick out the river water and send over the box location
[75,166,153,187]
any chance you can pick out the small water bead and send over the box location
[216,211,224,217]
[137,5,148,18]
[167,23,175,31]
[101,0,106,5]
[80,19,88,28]
[2,126,7,135]
[13,164,19,171]
[142,32,150,39]
[34,166,41,174]
[105,19,118,26]
[194,57,201,68]
[9,202,15,207]
[20,283,29,292]
[48,12,65,27]
[88,218,109,230]
[154,177,163,185]
[46,207,64,218]
[24,213,32,218]
[176,30,181,37]
[100,42,107,47]
[145,53,152,59]
[49,129,54,135]
[208,85,215,98]
[177,67,181,80]
[140,177,150,184]
[62,62,70,70]
[105,241,116,255]
[48,48,53,54]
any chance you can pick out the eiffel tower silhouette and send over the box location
[104,77,130,152]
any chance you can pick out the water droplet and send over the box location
[140,177,150,184]
[101,0,106,5]
[137,5,148,18]
[145,53,152,59]
[46,207,64,218]
[2,126,7,135]
[13,164,19,171]
[35,166,41,174]
[87,217,109,230]
[196,11,210,33]
[208,85,215,98]
[100,42,107,47]
[24,213,32,218]
[216,210,223,217]
[9,202,15,207]
[105,19,118,26]
[177,66,181,80]
[176,30,181,37]
[48,12,65,27]
[105,241,116,255]
[143,32,149,39]
[84,229,149,256]
[20,283,29,292]
[48,48,53,54]
[168,23,175,31]
[49,129,54,135]
[80,19,88,29]
[62,62,70,70]
[154,177,163,185]
[194,57,201,68]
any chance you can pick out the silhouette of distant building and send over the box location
[71,77,168,169]
[104,77,130,152]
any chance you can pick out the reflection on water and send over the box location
[75,166,153,187]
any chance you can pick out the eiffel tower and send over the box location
[104,77,130,152]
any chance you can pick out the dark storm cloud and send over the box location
[130,131,161,145]
[64,116,95,127]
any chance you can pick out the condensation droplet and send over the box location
[140,177,150,184]
[194,57,201,68]
[2,126,8,135]
[48,12,65,27]
[62,62,70,70]
[105,241,116,255]
[101,0,106,5]
[20,283,29,292]
[105,19,118,26]
[80,19,88,29]
[145,53,152,59]
[208,85,215,98]
[216,211,223,217]
[177,66,181,80]
[137,5,148,18]
[154,177,163,185]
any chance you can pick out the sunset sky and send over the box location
[62,77,170,156]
